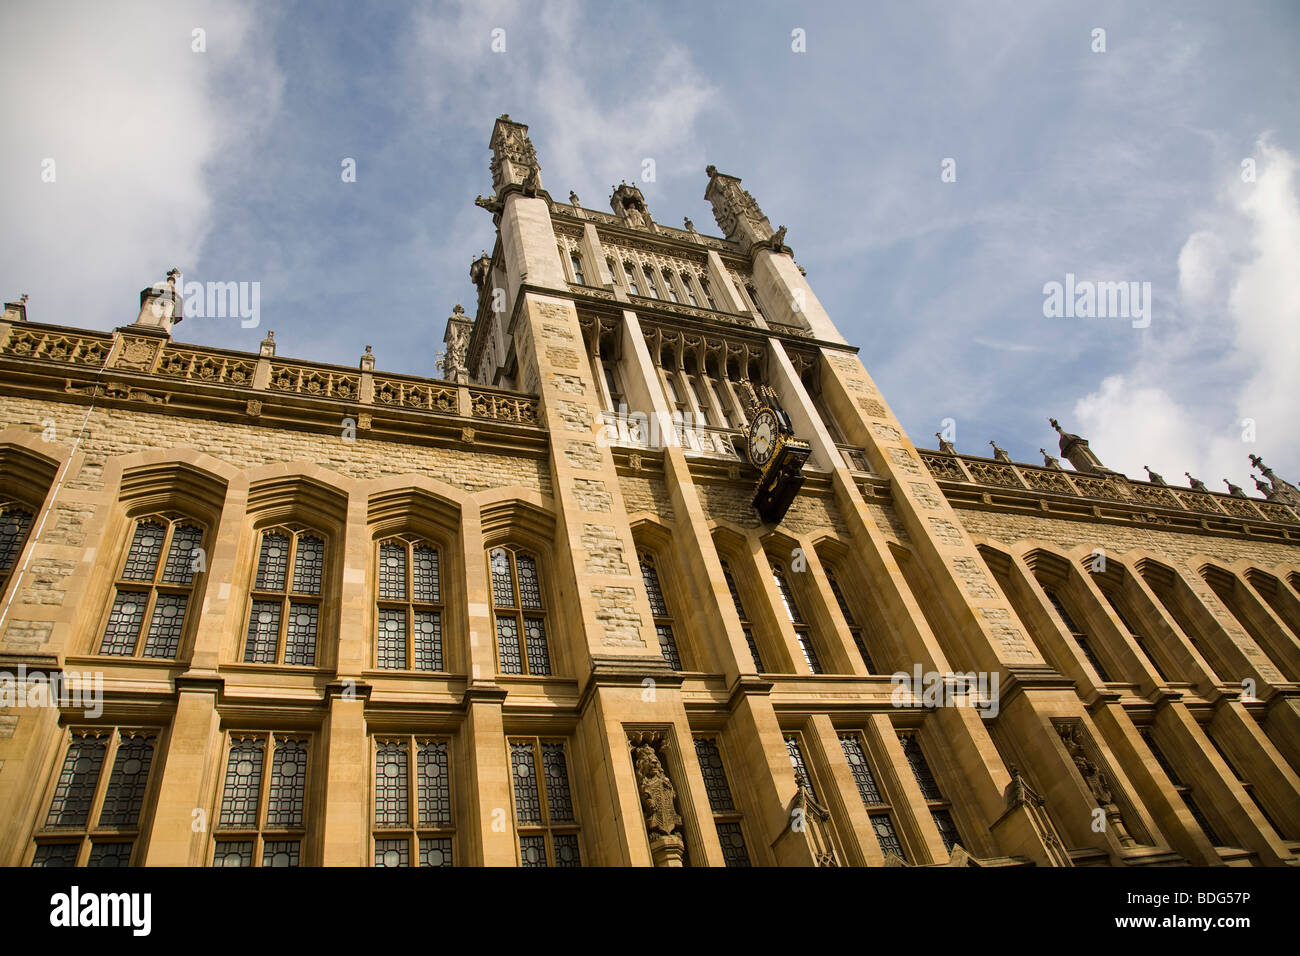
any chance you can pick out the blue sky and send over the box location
[3,0,1298,488]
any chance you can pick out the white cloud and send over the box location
[0,0,282,330]
[1073,137,1300,488]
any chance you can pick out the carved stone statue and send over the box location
[441,305,471,383]
[569,190,580,206]
[629,732,685,866]
[683,217,696,233]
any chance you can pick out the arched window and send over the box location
[769,558,823,673]
[244,526,325,666]
[489,546,551,675]
[639,551,681,669]
[376,535,444,671]
[641,265,659,298]
[745,283,766,319]
[825,565,875,672]
[0,501,35,593]
[721,558,763,671]
[99,514,205,659]
[682,274,700,307]
[698,275,716,309]
[623,262,641,297]
[570,253,586,286]
[662,271,680,303]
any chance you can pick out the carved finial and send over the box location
[1185,472,1208,492]
[452,303,464,315]
[1049,417,1063,434]
[360,344,375,372]
[569,190,579,205]
[1040,448,1062,469]
[683,216,695,232]
[1254,476,1273,497]
[259,330,276,357]
[19,293,28,304]
[705,164,718,178]
[989,440,1012,463]
[1143,465,1167,486]
[935,432,956,455]
[1223,479,1247,498]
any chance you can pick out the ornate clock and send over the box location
[742,384,811,524]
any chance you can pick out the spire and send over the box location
[704,165,776,253]
[1048,417,1111,475]
[1247,455,1300,506]
[488,114,541,194]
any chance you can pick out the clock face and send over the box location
[748,409,780,467]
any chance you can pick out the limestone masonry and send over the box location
[1,115,1297,867]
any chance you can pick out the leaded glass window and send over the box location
[827,566,876,673]
[683,274,701,307]
[489,546,551,676]
[243,527,326,666]
[623,261,640,296]
[570,252,586,286]
[509,737,581,866]
[214,733,310,867]
[99,514,205,659]
[0,503,36,592]
[663,270,680,303]
[642,264,659,298]
[694,736,751,866]
[1043,588,1112,682]
[784,734,816,799]
[639,551,682,670]
[371,736,455,866]
[840,732,907,862]
[375,535,444,671]
[721,559,764,672]
[898,731,966,857]
[32,729,159,867]
[770,560,823,674]
[1140,728,1228,846]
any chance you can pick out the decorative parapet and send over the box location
[919,449,1300,529]
[467,386,539,424]
[373,375,457,413]
[1,325,110,367]
[156,348,256,386]
[268,362,362,401]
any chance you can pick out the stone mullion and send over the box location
[796,540,867,677]
[1207,700,1300,840]
[319,692,368,865]
[864,714,950,863]
[741,534,808,675]
[1220,568,1300,679]
[803,714,876,865]
[1066,560,1163,686]
[1170,568,1287,693]
[1119,565,1222,689]
[336,491,370,676]
[462,691,514,865]
[1147,702,1292,864]
[188,483,247,673]
[142,684,223,865]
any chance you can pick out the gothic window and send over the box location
[682,274,701,307]
[694,736,751,866]
[744,283,766,319]
[839,732,906,861]
[1042,588,1112,682]
[489,546,551,676]
[1102,590,1169,681]
[99,514,205,659]
[31,729,158,867]
[0,501,35,593]
[508,738,581,866]
[570,252,586,286]
[1139,729,1226,846]
[375,536,444,671]
[662,270,681,303]
[602,360,624,412]
[623,262,641,297]
[898,732,965,855]
[687,373,712,427]
[372,736,455,866]
[770,559,823,673]
[214,733,310,867]
[641,264,659,298]
[721,558,764,671]
[639,551,682,670]
[826,566,875,672]
[698,275,716,309]
[244,526,325,666]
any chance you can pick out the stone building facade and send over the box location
[1,114,1297,867]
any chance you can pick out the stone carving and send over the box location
[1143,465,1167,486]
[1040,448,1062,469]
[629,732,685,866]
[246,399,262,417]
[1184,472,1207,492]
[1223,479,1247,498]
[935,432,957,455]
[489,114,539,190]
[469,251,492,290]
[259,330,276,357]
[441,305,471,383]
[988,440,1013,463]
[115,337,160,371]
[610,181,652,228]
[704,165,773,245]
[1057,722,1136,847]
